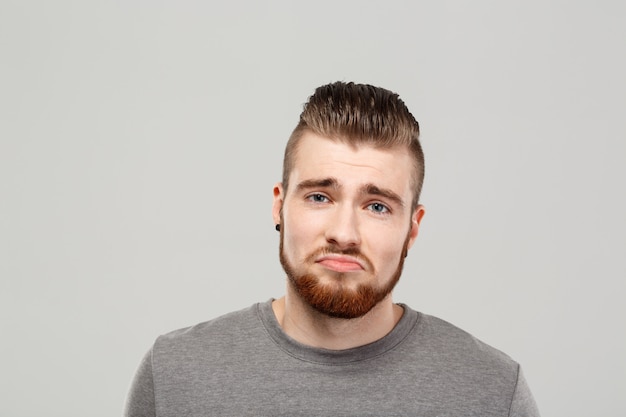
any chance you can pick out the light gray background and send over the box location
[1,1,624,416]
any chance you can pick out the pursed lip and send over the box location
[315,254,365,272]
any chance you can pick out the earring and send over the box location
[275,224,280,232]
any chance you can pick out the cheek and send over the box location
[282,211,321,258]
[364,228,408,265]
[379,242,403,265]
[284,205,326,238]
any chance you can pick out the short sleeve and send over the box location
[124,348,156,417]
[509,365,540,417]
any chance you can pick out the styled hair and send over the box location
[282,81,425,209]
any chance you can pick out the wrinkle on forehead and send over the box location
[289,133,415,202]
[319,159,388,173]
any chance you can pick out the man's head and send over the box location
[282,81,424,211]
[273,82,425,319]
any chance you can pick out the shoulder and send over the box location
[151,303,264,359]
[393,307,538,415]
[404,307,520,375]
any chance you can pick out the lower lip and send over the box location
[317,259,363,272]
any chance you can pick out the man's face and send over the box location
[273,132,425,319]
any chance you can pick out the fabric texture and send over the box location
[125,300,540,417]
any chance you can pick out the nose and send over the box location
[325,205,361,249]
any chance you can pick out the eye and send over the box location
[368,202,390,214]
[307,193,330,203]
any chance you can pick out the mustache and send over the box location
[304,245,374,271]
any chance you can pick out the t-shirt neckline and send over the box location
[256,299,419,365]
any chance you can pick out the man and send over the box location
[125,82,540,416]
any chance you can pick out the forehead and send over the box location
[289,132,414,198]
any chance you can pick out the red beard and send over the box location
[279,229,409,319]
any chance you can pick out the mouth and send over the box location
[315,254,365,273]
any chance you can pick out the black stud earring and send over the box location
[275,224,280,232]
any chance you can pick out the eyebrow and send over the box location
[295,177,405,208]
[295,177,340,191]
[361,184,405,208]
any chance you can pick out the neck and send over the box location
[271,287,403,350]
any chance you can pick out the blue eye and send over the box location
[368,202,389,214]
[308,194,329,203]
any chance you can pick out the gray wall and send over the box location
[1,1,624,416]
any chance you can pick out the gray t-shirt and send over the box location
[125,300,539,416]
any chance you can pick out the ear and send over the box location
[406,205,426,250]
[272,182,284,226]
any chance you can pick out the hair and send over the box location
[282,81,425,210]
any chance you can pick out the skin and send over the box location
[272,132,425,350]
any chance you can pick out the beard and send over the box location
[279,227,410,320]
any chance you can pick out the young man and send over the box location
[125,82,540,416]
